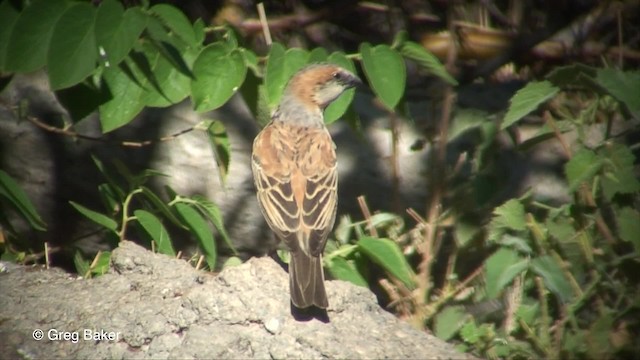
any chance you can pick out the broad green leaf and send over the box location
[323,51,357,124]
[564,148,603,192]
[308,47,329,63]
[326,256,368,287]
[459,321,480,344]
[0,170,47,231]
[95,2,146,67]
[135,210,176,257]
[358,236,416,289]
[99,65,145,132]
[191,195,236,255]
[502,81,559,129]
[151,4,197,46]
[191,44,246,112]
[360,42,406,110]
[398,40,457,85]
[596,68,640,117]
[140,44,197,107]
[48,3,98,90]
[90,251,111,275]
[488,199,527,242]
[265,43,309,109]
[617,207,640,253]
[531,255,574,303]
[0,1,20,71]
[485,247,521,299]
[4,0,68,73]
[174,202,216,270]
[434,305,468,340]
[69,201,118,232]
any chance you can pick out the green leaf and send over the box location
[139,44,197,107]
[0,1,20,71]
[459,321,480,344]
[357,236,416,289]
[595,68,640,118]
[0,170,47,231]
[135,210,176,257]
[324,51,357,124]
[502,81,559,129]
[205,120,231,184]
[69,201,118,232]
[174,202,216,270]
[434,305,468,341]
[308,47,329,63]
[47,3,98,90]
[95,2,147,67]
[531,255,574,303]
[488,199,527,242]
[151,4,197,46]
[360,42,406,110]
[90,251,111,275]
[73,251,90,277]
[222,256,242,268]
[485,248,522,299]
[449,109,488,141]
[398,40,457,85]
[4,0,68,73]
[600,144,640,200]
[191,44,246,112]
[617,207,640,253]
[99,64,145,132]
[191,195,235,255]
[564,148,603,192]
[265,43,309,109]
[139,186,185,229]
[545,63,597,88]
[326,256,368,287]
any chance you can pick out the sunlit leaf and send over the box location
[135,209,176,257]
[502,81,559,129]
[358,236,415,289]
[360,42,405,110]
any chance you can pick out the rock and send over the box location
[0,241,476,359]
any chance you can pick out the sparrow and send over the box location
[251,63,361,309]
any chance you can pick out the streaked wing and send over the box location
[251,123,300,247]
[251,122,337,256]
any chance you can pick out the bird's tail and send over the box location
[289,251,328,309]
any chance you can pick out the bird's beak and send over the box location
[347,74,363,89]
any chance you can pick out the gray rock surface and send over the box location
[0,241,475,359]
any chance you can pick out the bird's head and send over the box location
[282,63,361,112]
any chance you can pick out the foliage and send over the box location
[323,64,640,359]
[0,1,638,359]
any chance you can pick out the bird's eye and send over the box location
[332,72,344,81]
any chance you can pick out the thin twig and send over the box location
[257,3,272,45]
[44,242,50,269]
[357,195,378,238]
[23,111,195,147]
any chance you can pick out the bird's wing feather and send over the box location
[252,122,337,256]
